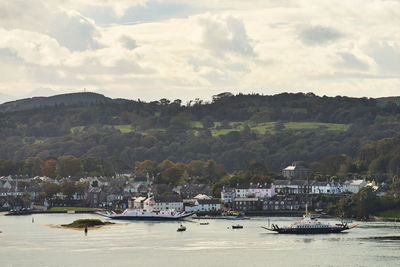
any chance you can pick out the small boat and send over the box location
[199,222,209,225]
[232,224,243,229]
[177,224,186,232]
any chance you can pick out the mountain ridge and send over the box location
[0,92,113,113]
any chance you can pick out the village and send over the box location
[0,163,386,215]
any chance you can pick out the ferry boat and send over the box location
[97,194,194,221]
[262,213,358,234]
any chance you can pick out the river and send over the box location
[0,213,399,266]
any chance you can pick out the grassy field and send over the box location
[49,207,98,211]
[113,125,134,133]
[69,121,349,137]
[70,126,85,134]
[379,209,400,219]
[209,121,350,136]
[284,122,350,131]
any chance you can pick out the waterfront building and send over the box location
[311,181,342,194]
[185,199,221,212]
[177,184,212,199]
[274,180,311,194]
[153,195,184,212]
[282,164,310,179]
[343,179,367,193]
[233,198,262,211]
[221,186,236,203]
[248,183,275,198]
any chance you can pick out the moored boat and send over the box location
[232,224,243,229]
[262,214,358,234]
[177,224,186,232]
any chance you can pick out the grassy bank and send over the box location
[379,209,400,220]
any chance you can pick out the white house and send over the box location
[185,199,221,212]
[153,196,184,212]
[311,182,342,194]
[343,179,367,194]
[235,186,250,198]
[221,187,235,203]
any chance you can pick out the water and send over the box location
[1,214,399,266]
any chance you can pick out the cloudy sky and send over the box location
[0,0,399,103]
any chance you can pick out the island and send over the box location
[60,219,114,229]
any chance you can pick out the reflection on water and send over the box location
[0,214,400,266]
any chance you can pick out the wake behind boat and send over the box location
[97,194,193,221]
[262,213,358,234]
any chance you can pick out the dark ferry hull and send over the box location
[262,224,357,234]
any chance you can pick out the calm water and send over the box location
[0,213,399,267]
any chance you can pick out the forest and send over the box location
[0,91,400,183]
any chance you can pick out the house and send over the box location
[185,199,221,213]
[274,180,311,194]
[248,183,275,198]
[134,174,150,186]
[235,186,249,198]
[178,184,212,199]
[124,182,147,194]
[152,184,173,196]
[282,164,310,179]
[221,186,235,203]
[154,195,183,212]
[232,198,262,211]
[87,187,102,207]
[193,194,211,200]
[263,195,311,211]
[343,179,367,193]
[311,181,342,194]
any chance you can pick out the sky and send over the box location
[0,0,399,103]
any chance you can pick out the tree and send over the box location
[201,116,214,129]
[135,160,159,176]
[42,182,60,199]
[169,113,191,131]
[56,156,82,178]
[202,160,218,183]
[61,182,76,200]
[23,157,44,177]
[41,159,57,178]
[161,167,183,185]
[353,187,378,219]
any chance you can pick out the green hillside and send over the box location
[0,92,400,172]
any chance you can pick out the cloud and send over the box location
[299,25,343,45]
[367,42,400,74]
[48,11,102,51]
[119,35,138,50]
[0,29,71,66]
[1,0,400,102]
[192,14,255,57]
[335,52,369,71]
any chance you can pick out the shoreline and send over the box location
[4,209,104,216]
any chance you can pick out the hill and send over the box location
[0,92,400,173]
[0,92,112,112]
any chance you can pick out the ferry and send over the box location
[97,195,194,221]
[262,213,358,234]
